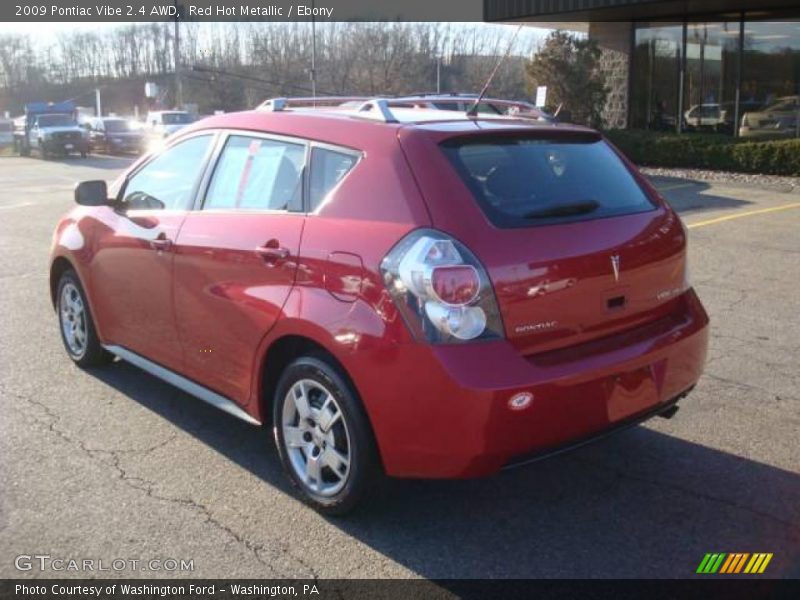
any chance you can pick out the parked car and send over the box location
[257,94,558,123]
[14,101,88,158]
[50,99,709,514]
[86,117,146,155]
[392,93,558,122]
[684,104,724,130]
[739,96,800,138]
[684,101,763,134]
[145,110,195,138]
[0,118,13,148]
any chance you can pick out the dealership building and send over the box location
[485,0,800,136]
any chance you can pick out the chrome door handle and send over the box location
[255,245,290,260]
[150,236,173,251]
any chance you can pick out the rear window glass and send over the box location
[441,136,655,228]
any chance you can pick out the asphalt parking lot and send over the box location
[0,155,798,581]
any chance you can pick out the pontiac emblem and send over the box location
[611,255,621,283]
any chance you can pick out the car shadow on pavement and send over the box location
[650,178,754,217]
[87,361,800,579]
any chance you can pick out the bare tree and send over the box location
[0,23,541,116]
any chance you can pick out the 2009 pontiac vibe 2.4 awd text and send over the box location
[50,97,709,514]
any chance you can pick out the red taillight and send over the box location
[380,229,505,344]
[430,265,480,306]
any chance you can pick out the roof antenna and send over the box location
[467,25,524,118]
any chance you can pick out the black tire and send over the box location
[273,355,379,516]
[56,270,113,368]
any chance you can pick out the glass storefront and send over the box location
[632,18,800,137]
[684,22,740,134]
[631,23,683,131]
[740,20,800,138]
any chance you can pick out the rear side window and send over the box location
[441,136,655,228]
[205,135,305,211]
[309,147,358,211]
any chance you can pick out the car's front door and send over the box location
[89,132,216,371]
[88,120,104,151]
[173,133,307,405]
[29,121,41,150]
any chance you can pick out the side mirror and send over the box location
[74,180,109,206]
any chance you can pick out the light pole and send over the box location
[310,1,317,101]
[174,1,183,108]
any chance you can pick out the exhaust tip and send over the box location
[658,404,680,419]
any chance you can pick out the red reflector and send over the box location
[431,265,479,306]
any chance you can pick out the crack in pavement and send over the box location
[704,372,800,404]
[567,454,800,541]
[3,384,320,579]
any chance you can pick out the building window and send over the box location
[632,18,800,138]
[740,20,800,139]
[684,21,741,135]
[631,23,683,131]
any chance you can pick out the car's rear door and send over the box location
[172,132,307,405]
[89,132,217,372]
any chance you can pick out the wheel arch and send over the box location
[49,255,107,344]
[257,333,385,473]
[49,256,76,309]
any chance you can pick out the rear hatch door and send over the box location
[399,124,688,357]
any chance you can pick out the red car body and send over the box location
[50,106,709,480]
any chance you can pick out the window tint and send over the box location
[309,147,358,211]
[205,136,305,211]
[37,115,74,127]
[122,135,213,211]
[104,119,133,132]
[442,135,655,228]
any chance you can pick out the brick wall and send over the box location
[588,22,632,129]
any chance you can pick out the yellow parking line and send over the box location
[687,202,800,229]
[656,182,698,192]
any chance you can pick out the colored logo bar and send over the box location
[697,553,773,574]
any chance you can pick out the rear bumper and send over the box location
[106,138,145,153]
[502,387,691,470]
[356,289,709,478]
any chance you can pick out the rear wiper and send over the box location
[524,200,600,219]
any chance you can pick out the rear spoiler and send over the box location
[439,128,602,147]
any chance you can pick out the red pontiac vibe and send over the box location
[50,98,709,514]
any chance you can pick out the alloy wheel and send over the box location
[281,379,352,497]
[59,282,88,359]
